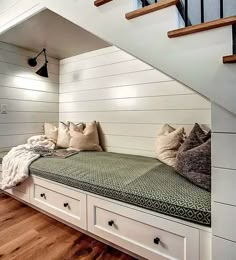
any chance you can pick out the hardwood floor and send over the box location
[0,194,137,260]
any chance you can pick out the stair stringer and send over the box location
[0,0,44,35]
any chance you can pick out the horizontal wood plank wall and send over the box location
[0,42,59,151]
[59,46,211,157]
[212,103,236,257]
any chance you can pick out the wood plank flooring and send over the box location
[0,194,137,260]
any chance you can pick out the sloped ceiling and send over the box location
[0,9,111,59]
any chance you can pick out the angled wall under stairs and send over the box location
[40,0,236,116]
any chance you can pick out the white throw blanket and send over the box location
[1,135,55,190]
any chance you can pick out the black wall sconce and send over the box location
[28,48,49,78]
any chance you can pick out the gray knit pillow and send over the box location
[175,124,211,191]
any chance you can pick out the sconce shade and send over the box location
[28,48,49,77]
[36,63,48,78]
[28,58,37,67]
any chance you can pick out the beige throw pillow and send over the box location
[44,123,58,142]
[155,124,185,167]
[69,121,102,151]
[56,122,71,148]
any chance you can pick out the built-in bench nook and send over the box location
[0,0,236,259]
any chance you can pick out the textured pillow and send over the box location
[44,123,58,142]
[155,124,185,167]
[56,122,71,148]
[175,124,211,191]
[178,123,208,153]
[69,121,102,151]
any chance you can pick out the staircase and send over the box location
[0,0,235,112]
[41,0,236,115]
[106,0,236,65]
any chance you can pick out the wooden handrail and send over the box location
[168,16,236,38]
[125,0,179,20]
[94,0,112,7]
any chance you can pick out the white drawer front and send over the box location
[34,184,81,217]
[31,177,87,229]
[213,202,236,242]
[88,196,199,260]
[213,236,236,260]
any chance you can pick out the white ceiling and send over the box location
[0,9,111,59]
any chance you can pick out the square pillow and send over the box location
[56,122,71,148]
[69,121,103,151]
[44,123,58,142]
[178,123,209,153]
[155,124,185,167]
[175,123,211,191]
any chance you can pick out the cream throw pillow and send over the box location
[56,122,71,148]
[155,124,185,167]
[44,123,58,142]
[69,121,102,151]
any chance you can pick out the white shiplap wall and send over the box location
[59,46,211,157]
[212,104,236,259]
[0,42,59,151]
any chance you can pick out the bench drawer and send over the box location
[30,176,87,229]
[88,196,199,260]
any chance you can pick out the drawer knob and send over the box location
[154,237,160,245]
[40,193,45,198]
[108,220,114,226]
[64,203,69,208]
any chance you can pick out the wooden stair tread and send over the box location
[168,16,236,38]
[94,0,112,7]
[223,54,236,64]
[125,0,179,20]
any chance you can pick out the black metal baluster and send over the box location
[220,0,224,18]
[185,0,189,27]
[233,24,236,54]
[201,0,204,23]
[141,0,150,7]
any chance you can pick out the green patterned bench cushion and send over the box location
[0,151,211,226]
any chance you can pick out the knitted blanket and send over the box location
[1,135,55,190]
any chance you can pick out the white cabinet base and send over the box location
[88,195,200,260]
[0,174,212,260]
